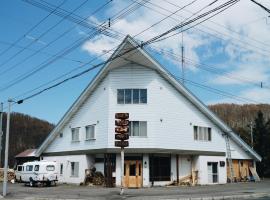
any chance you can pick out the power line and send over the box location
[250,0,270,14]
[0,0,146,91]
[143,0,270,58]
[0,0,89,69]
[13,0,239,103]
[0,0,112,77]
[0,0,66,57]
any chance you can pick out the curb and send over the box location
[183,193,270,200]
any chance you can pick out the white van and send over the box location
[20,160,58,186]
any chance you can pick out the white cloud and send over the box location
[80,0,270,104]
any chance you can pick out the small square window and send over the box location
[85,125,95,140]
[71,128,80,142]
[59,133,63,138]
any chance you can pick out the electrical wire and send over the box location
[0,0,66,57]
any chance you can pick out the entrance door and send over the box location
[124,160,142,188]
[207,162,218,183]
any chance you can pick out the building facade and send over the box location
[36,36,261,187]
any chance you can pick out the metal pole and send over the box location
[0,102,3,168]
[250,121,254,148]
[120,147,124,195]
[3,99,11,197]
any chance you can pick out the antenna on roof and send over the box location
[181,23,185,85]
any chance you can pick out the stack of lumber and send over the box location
[93,172,104,185]
[0,168,15,182]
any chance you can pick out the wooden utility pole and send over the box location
[115,113,129,195]
[0,102,3,167]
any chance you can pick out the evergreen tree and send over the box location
[253,111,270,177]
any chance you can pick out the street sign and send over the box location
[115,127,129,134]
[115,119,129,126]
[115,113,129,119]
[115,140,129,148]
[115,133,129,140]
[115,112,129,148]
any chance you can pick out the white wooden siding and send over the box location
[44,63,252,160]
[44,78,109,153]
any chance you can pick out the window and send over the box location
[150,155,171,181]
[34,165,39,171]
[60,163,63,175]
[129,121,147,137]
[85,125,95,140]
[46,165,55,171]
[71,162,79,177]
[71,128,80,142]
[59,132,63,138]
[26,165,33,171]
[17,166,22,171]
[194,126,211,141]
[117,89,147,104]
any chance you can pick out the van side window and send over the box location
[46,165,55,171]
[34,165,39,171]
[26,165,33,171]
[17,166,22,171]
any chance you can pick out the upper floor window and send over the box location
[85,125,95,140]
[71,128,80,142]
[117,89,147,104]
[129,121,147,137]
[194,126,211,141]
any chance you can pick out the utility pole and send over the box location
[250,121,254,148]
[0,102,3,168]
[3,99,11,197]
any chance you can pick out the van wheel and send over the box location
[29,178,35,187]
[46,181,51,187]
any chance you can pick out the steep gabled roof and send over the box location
[36,35,261,161]
[15,149,37,158]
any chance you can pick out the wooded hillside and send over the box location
[209,103,270,145]
[1,112,54,167]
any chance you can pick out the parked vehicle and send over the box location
[20,160,58,187]
[15,165,24,182]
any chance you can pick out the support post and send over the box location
[120,147,124,195]
[250,121,254,148]
[176,154,179,184]
[0,102,3,168]
[3,99,11,197]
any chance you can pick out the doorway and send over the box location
[207,162,218,183]
[124,160,142,188]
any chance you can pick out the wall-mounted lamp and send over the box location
[144,161,147,168]
[160,118,163,122]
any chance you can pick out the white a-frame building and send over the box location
[35,35,261,187]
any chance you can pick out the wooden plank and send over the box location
[249,167,260,181]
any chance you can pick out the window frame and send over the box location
[117,89,147,104]
[193,125,212,142]
[71,127,80,142]
[70,162,79,177]
[129,121,147,137]
[85,125,96,140]
[34,165,39,172]
[60,163,63,175]
[26,165,33,171]
[46,165,55,171]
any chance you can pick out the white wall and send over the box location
[107,64,227,154]
[195,156,227,185]
[44,78,109,153]
[43,154,93,184]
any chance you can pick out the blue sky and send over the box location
[0,0,270,124]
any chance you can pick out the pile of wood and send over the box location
[84,167,104,186]
[0,168,15,182]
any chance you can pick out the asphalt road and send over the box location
[0,180,270,199]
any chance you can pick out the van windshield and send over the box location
[46,165,55,171]
[34,165,39,171]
